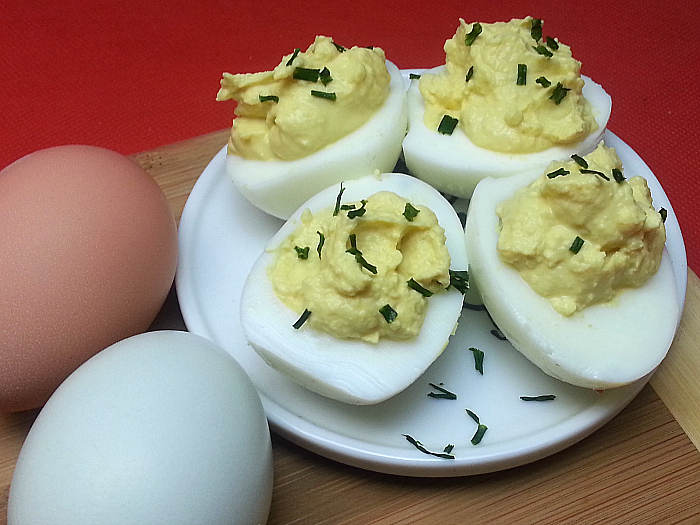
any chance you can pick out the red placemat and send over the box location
[2,0,699,271]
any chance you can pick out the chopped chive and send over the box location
[403,202,420,221]
[293,67,321,82]
[466,409,488,445]
[340,204,355,210]
[333,183,345,216]
[612,168,625,183]
[521,394,556,401]
[581,168,610,181]
[285,48,301,66]
[571,154,588,169]
[409,72,421,80]
[545,36,559,50]
[437,114,459,135]
[311,90,336,100]
[294,246,310,259]
[465,65,474,82]
[547,167,569,178]
[346,237,377,274]
[379,304,398,323]
[535,76,551,87]
[408,278,433,297]
[319,67,333,85]
[428,382,457,400]
[449,269,469,294]
[465,22,482,46]
[549,82,570,104]
[316,231,325,258]
[533,45,553,58]
[531,18,543,41]
[659,207,668,223]
[470,347,484,375]
[517,63,527,85]
[347,199,367,219]
[443,444,454,454]
[402,434,455,459]
[332,41,346,52]
[292,309,311,329]
[569,236,584,254]
[258,94,279,103]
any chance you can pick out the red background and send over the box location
[2,0,699,271]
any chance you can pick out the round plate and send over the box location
[176,82,686,477]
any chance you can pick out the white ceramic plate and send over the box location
[176,75,686,477]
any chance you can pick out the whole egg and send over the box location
[0,145,178,411]
[7,330,274,525]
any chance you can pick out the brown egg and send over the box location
[0,145,178,412]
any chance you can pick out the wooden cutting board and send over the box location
[2,130,699,524]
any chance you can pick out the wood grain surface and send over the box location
[1,130,699,524]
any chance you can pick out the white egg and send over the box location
[402,68,612,198]
[464,152,681,390]
[8,331,273,525]
[227,60,408,220]
[240,172,468,404]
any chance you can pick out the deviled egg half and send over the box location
[465,142,680,389]
[217,36,408,219]
[240,172,468,404]
[403,17,612,199]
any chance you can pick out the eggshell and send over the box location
[8,330,274,525]
[0,145,178,412]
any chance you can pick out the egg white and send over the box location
[402,67,612,199]
[464,154,680,389]
[239,172,468,404]
[226,61,408,220]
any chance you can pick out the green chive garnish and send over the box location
[379,304,398,323]
[311,90,336,100]
[294,246,309,259]
[660,207,668,223]
[438,115,459,135]
[293,67,321,82]
[449,269,469,294]
[612,168,625,183]
[403,202,420,221]
[470,347,484,375]
[571,154,588,168]
[465,22,482,46]
[258,94,279,103]
[428,382,457,400]
[409,72,421,80]
[466,409,488,445]
[443,444,455,454]
[533,45,553,58]
[531,18,543,41]
[285,48,300,66]
[581,168,610,181]
[402,434,455,459]
[408,278,433,297]
[319,67,333,85]
[535,76,551,87]
[550,82,570,104]
[346,235,377,274]
[347,199,367,219]
[547,167,569,178]
[521,395,556,401]
[517,63,527,85]
[546,36,559,50]
[465,65,474,82]
[333,183,345,216]
[292,309,311,329]
[570,236,584,254]
[316,231,325,258]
